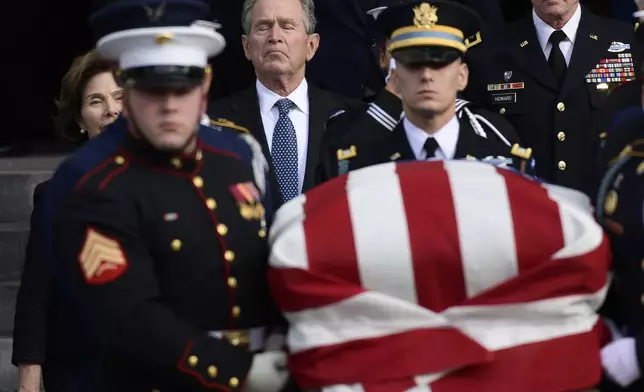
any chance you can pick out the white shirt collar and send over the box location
[532,3,582,51]
[403,115,460,160]
[256,78,310,116]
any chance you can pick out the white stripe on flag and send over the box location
[348,163,418,304]
[545,184,605,259]
[269,194,309,269]
[444,161,519,298]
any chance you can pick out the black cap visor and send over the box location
[392,46,463,67]
[119,66,205,90]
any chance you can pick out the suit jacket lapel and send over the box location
[506,14,558,92]
[560,9,611,99]
[302,86,339,191]
[454,117,476,159]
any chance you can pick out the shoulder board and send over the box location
[210,118,249,133]
[465,31,482,49]
[337,145,358,161]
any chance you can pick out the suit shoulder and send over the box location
[33,180,50,203]
[199,122,254,163]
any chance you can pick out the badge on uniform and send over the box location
[585,52,635,84]
[79,228,128,285]
[229,182,265,220]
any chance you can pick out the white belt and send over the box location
[208,326,266,352]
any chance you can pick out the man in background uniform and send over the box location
[596,114,644,392]
[51,0,288,391]
[470,0,640,195]
[318,0,529,182]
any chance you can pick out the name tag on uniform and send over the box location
[491,93,517,104]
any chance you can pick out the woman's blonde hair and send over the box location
[54,49,117,142]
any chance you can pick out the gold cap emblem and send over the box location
[155,32,174,45]
[413,3,438,29]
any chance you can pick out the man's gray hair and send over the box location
[241,0,316,35]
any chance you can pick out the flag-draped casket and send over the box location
[268,160,610,392]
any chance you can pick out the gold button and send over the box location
[171,239,182,251]
[228,277,238,288]
[556,102,565,112]
[224,250,235,262]
[258,228,267,238]
[604,190,618,216]
[206,198,217,210]
[641,259,644,270]
[217,224,228,235]
[195,150,203,161]
[557,161,567,171]
[499,107,506,115]
[641,294,644,305]
[207,365,218,378]
[170,157,182,169]
[114,156,125,165]
[231,337,240,346]
[557,131,566,141]
[193,176,204,188]
[232,306,241,317]
[229,377,239,388]
[187,355,198,367]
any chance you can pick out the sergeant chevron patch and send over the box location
[78,228,128,285]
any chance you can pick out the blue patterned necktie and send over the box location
[271,98,299,203]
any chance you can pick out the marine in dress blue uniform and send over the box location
[51,1,289,391]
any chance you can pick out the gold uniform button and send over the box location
[195,150,203,161]
[171,239,182,251]
[258,228,267,238]
[641,259,644,270]
[641,294,644,305]
[228,277,238,288]
[499,108,506,115]
[207,365,218,378]
[206,198,217,210]
[187,355,198,367]
[557,161,567,171]
[193,176,204,188]
[224,250,235,262]
[556,102,565,112]
[229,377,240,388]
[114,156,125,165]
[170,157,182,169]
[232,306,241,317]
[217,224,228,235]
[557,131,566,141]
[231,337,241,346]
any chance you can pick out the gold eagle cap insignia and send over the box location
[413,3,438,29]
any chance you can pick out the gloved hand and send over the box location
[601,337,641,387]
[245,351,289,392]
[385,58,397,83]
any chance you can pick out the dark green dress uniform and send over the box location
[596,113,644,392]
[316,1,531,183]
[51,1,276,391]
[468,6,641,194]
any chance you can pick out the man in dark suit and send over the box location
[469,0,640,195]
[209,0,359,209]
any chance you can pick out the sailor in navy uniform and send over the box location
[596,114,644,392]
[317,0,531,183]
[51,1,288,391]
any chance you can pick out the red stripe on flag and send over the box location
[267,268,365,312]
[497,170,565,273]
[396,162,467,311]
[429,324,603,392]
[289,327,492,388]
[303,174,362,286]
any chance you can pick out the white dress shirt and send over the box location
[404,115,460,160]
[256,79,309,193]
[533,4,582,65]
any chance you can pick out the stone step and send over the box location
[0,337,17,391]
[0,283,18,336]
[0,173,52,224]
[0,224,29,284]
